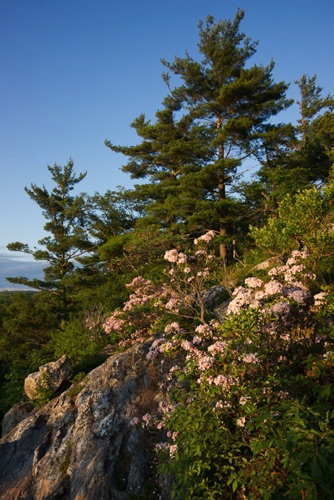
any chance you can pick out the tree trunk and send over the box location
[217,117,227,261]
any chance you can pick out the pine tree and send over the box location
[294,74,334,183]
[106,106,210,234]
[255,75,334,210]
[72,189,138,311]
[296,75,333,147]
[7,161,93,319]
[106,9,291,259]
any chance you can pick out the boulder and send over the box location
[251,256,281,271]
[202,285,226,311]
[24,354,72,400]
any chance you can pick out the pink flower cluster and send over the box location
[141,413,152,427]
[242,353,259,364]
[123,276,162,311]
[227,251,317,317]
[195,323,214,339]
[244,277,264,289]
[268,251,315,286]
[314,292,328,306]
[194,230,216,245]
[213,374,233,389]
[165,297,180,313]
[155,439,178,459]
[103,276,170,346]
[227,286,256,315]
[103,310,127,334]
[164,322,182,335]
[164,249,187,264]
[269,301,290,318]
[207,341,227,356]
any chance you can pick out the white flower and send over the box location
[264,280,283,296]
[164,322,180,334]
[314,292,327,306]
[245,277,264,289]
[164,249,179,263]
[177,253,187,264]
[194,230,216,244]
[237,416,246,427]
[242,353,259,364]
[169,444,178,458]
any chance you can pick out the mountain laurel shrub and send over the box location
[150,248,334,499]
[102,230,220,347]
[250,181,334,283]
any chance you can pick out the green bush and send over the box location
[51,315,106,373]
[250,183,334,283]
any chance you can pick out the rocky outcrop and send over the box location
[24,354,72,400]
[1,401,35,436]
[0,338,172,500]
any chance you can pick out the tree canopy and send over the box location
[106,9,292,259]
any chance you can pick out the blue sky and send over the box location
[0,0,333,286]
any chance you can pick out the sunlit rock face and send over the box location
[24,354,72,400]
[0,339,173,500]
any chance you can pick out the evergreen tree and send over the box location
[72,189,138,311]
[106,9,291,259]
[7,161,93,319]
[106,106,210,234]
[88,189,135,243]
[256,75,334,209]
[296,74,333,150]
[297,75,334,182]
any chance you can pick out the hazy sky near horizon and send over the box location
[1,0,333,263]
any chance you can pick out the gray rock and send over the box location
[202,285,226,311]
[1,401,35,437]
[24,354,72,400]
[251,257,280,271]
